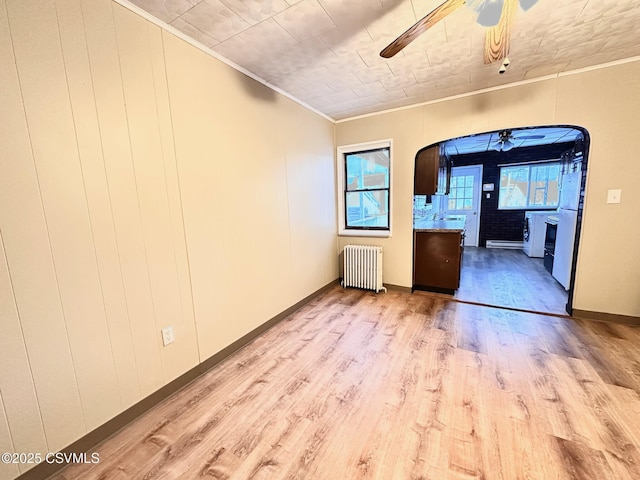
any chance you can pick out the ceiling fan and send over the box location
[380,0,540,64]
[492,129,545,151]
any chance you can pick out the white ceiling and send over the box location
[127,0,640,121]
[443,126,584,155]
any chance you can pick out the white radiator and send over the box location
[341,245,387,293]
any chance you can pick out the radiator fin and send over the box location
[341,245,386,293]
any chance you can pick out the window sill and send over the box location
[339,230,391,238]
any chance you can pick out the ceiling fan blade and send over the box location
[380,0,466,59]
[515,134,545,139]
[484,0,517,64]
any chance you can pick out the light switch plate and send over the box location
[607,189,622,204]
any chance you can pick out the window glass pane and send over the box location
[464,199,472,209]
[448,199,456,210]
[528,164,559,207]
[450,176,457,188]
[499,163,560,209]
[465,187,473,199]
[456,199,464,210]
[465,176,474,187]
[345,190,389,228]
[345,148,390,191]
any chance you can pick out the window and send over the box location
[337,140,392,237]
[448,175,475,211]
[498,162,560,209]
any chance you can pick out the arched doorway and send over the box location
[413,125,589,315]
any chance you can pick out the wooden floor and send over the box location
[455,247,569,315]
[52,287,640,480]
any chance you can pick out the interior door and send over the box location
[445,165,482,247]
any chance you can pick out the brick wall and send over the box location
[451,143,575,247]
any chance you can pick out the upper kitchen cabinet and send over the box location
[414,144,450,195]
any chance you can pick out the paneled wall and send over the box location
[0,1,336,478]
[163,23,337,361]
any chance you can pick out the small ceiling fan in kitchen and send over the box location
[380,0,540,65]
[492,129,545,151]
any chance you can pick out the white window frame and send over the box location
[337,139,393,237]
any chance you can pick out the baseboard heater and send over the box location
[341,244,387,293]
[486,240,524,249]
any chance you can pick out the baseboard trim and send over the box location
[384,283,412,293]
[572,309,640,326]
[20,279,339,480]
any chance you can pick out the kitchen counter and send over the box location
[414,215,466,233]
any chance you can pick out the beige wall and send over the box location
[0,0,335,477]
[163,25,337,360]
[336,60,640,318]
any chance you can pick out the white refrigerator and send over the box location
[552,171,580,290]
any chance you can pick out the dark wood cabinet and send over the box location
[415,145,439,195]
[414,144,450,195]
[413,231,463,292]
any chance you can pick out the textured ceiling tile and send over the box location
[352,63,393,85]
[130,0,197,23]
[402,83,430,98]
[323,71,363,91]
[130,0,640,119]
[318,0,386,28]
[373,95,422,112]
[356,43,394,67]
[181,0,251,42]
[509,37,543,58]
[442,7,482,42]
[577,0,640,22]
[524,61,571,80]
[347,96,381,108]
[273,0,336,41]
[323,51,368,74]
[219,0,290,26]
[213,36,262,66]
[170,17,220,48]
[310,89,361,109]
[319,27,376,57]
[387,51,430,76]
[379,72,416,91]
[412,65,440,84]
[230,18,297,52]
[365,0,419,38]
[565,49,640,71]
[352,81,388,98]
[375,87,408,103]
[433,73,471,91]
[269,64,334,95]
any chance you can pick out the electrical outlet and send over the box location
[161,326,175,346]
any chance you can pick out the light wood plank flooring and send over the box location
[455,247,569,315]
[52,287,640,480]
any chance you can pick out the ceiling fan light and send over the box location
[518,0,539,12]
[477,0,504,27]
[501,139,514,152]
